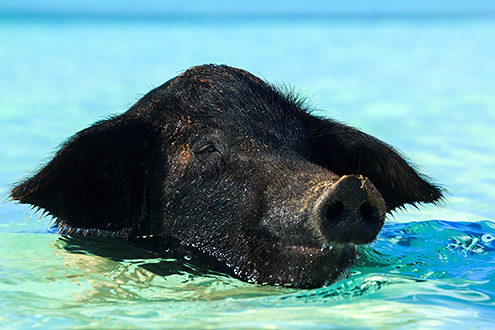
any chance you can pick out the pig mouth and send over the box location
[269,242,358,288]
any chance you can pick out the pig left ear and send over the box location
[10,115,156,238]
[303,114,443,212]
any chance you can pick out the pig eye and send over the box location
[196,144,219,155]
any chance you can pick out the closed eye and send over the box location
[196,144,219,155]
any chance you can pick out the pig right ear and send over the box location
[303,114,443,212]
[10,116,156,238]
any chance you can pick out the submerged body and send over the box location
[11,65,442,288]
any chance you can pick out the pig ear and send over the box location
[303,115,443,212]
[10,116,155,238]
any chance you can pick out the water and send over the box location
[1,221,493,328]
[1,3,495,328]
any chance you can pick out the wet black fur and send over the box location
[11,64,443,288]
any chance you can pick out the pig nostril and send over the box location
[325,201,344,221]
[360,201,379,224]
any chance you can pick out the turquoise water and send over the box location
[1,8,495,329]
[1,221,494,328]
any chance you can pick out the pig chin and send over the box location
[257,226,373,288]
[264,226,361,288]
[249,239,358,289]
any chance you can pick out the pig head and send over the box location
[10,64,443,288]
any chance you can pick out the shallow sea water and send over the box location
[1,7,495,329]
[1,221,494,328]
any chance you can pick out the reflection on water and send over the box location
[1,220,493,328]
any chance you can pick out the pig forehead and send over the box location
[177,108,308,148]
[146,65,311,148]
[175,96,306,139]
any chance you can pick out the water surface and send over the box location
[1,221,494,328]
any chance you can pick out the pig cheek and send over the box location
[174,149,193,172]
[166,149,194,185]
[160,149,197,226]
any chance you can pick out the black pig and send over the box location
[11,64,442,288]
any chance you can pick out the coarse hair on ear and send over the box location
[10,115,156,238]
[302,113,444,212]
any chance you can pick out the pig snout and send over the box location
[315,175,386,245]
